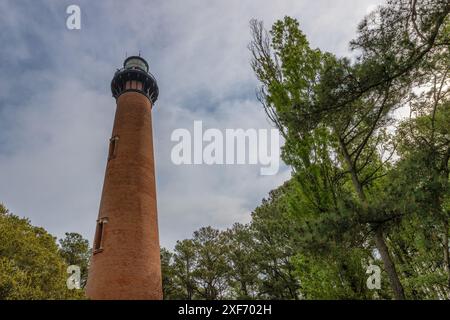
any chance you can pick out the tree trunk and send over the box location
[241,281,248,298]
[444,219,450,293]
[374,227,405,299]
[337,135,406,299]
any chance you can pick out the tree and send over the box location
[250,15,404,299]
[0,203,85,299]
[172,239,197,299]
[249,1,449,298]
[191,227,230,300]
[222,223,259,299]
[250,185,302,299]
[58,232,91,288]
[161,248,179,300]
[388,76,450,297]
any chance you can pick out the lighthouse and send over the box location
[85,56,163,300]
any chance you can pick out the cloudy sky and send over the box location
[0,0,383,249]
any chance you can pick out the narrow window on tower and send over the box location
[93,218,107,254]
[108,136,119,160]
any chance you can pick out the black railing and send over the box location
[110,66,159,104]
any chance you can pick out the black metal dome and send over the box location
[110,56,159,104]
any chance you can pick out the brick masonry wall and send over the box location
[86,91,163,300]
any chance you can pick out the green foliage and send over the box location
[58,232,91,288]
[191,227,230,299]
[0,204,86,299]
[222,224,259,299]
[160,248,177,300]
[293,249,373,300]
[249,186,301,299]
[247,0,449,300]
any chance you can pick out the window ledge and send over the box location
[93,248,104,255]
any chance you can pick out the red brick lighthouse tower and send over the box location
[86,56,163,300]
